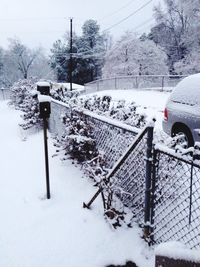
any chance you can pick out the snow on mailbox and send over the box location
[36,81,50,95]
[36,82,51,119]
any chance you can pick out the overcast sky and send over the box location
[0,0,163,52]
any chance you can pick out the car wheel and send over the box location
[172,126,194,148]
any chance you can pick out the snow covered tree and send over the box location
[8,39,38,79]
[149,0,200,72]
[49,39,68,82]
[49,19,109,84]
[0,39,54,87]
[102,32,168,78]
[174,48,200,74]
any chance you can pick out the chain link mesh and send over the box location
[152,149,200,249]
[49,100,147,225]
[110,131,147,225]
[49,100,200,248]
[49,101,138,168]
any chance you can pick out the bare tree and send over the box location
[8,38,37,79]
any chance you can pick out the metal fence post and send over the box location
[161,76,164,91]
[115,77,117,89]
[144,126,154,240]
[149,148,158,244]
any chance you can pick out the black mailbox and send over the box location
[39,102,51,118]
[37,85,50,95]
[36,81,50,95]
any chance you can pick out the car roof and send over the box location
[170,73,200,105]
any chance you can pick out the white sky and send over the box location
[0,0,163,52]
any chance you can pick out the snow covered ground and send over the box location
[0,101,154,267]
[86,89,171,129]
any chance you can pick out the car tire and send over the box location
[172,126,194,148]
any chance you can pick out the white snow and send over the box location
[155,242,200,263]
[169,73,200,106]
[85,89,170,129]
[0,100,154,267]
[38,95,52,103]
[53,82,84,91]
[36,81,51,87]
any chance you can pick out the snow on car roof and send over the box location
[170,73,200,105]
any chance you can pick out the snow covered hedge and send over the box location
[77,95,147,129]
[53,110,98,162]
[9,78,41,130]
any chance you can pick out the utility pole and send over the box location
[69,18,73,91]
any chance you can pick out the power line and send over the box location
[134,17,154,31]
[100,0,137,21]
[103,0,154,32]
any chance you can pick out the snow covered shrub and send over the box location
[50,85,80,104]
[81,94,112,113]
[78,95,147,129]
[109,100,147,128]
[9,78,41,130]
[54,110,98,162]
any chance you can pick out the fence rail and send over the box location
[49,99,200,250]
[84,75,187,93]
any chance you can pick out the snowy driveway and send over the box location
[0,101,153,267]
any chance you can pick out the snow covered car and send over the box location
[162,73,200,147]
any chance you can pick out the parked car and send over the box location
[163,73,200,147]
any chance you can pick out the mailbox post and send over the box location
[37,82,51,199]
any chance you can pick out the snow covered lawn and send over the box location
[86,89,170,129]
[0,101,153,267]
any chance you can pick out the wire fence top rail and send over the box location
[51,99,140,134]
[84,74,188,94]
[86,74,188,84]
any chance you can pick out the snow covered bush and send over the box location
[50,85,80,104]
[82,94,112,112]
[9,78,41,130]
[78,95,147,129]
[54,110,98,162]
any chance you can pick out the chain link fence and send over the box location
[151,147,200,249]
[49,99,200,249]
[84,75,187,94]
[49,100,139,168]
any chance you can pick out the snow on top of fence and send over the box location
[155,242,200,263]
[51,99,140,134]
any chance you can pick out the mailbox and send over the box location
[39,101,51,118]
[36,81,50,95]
[36,81,51,119]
